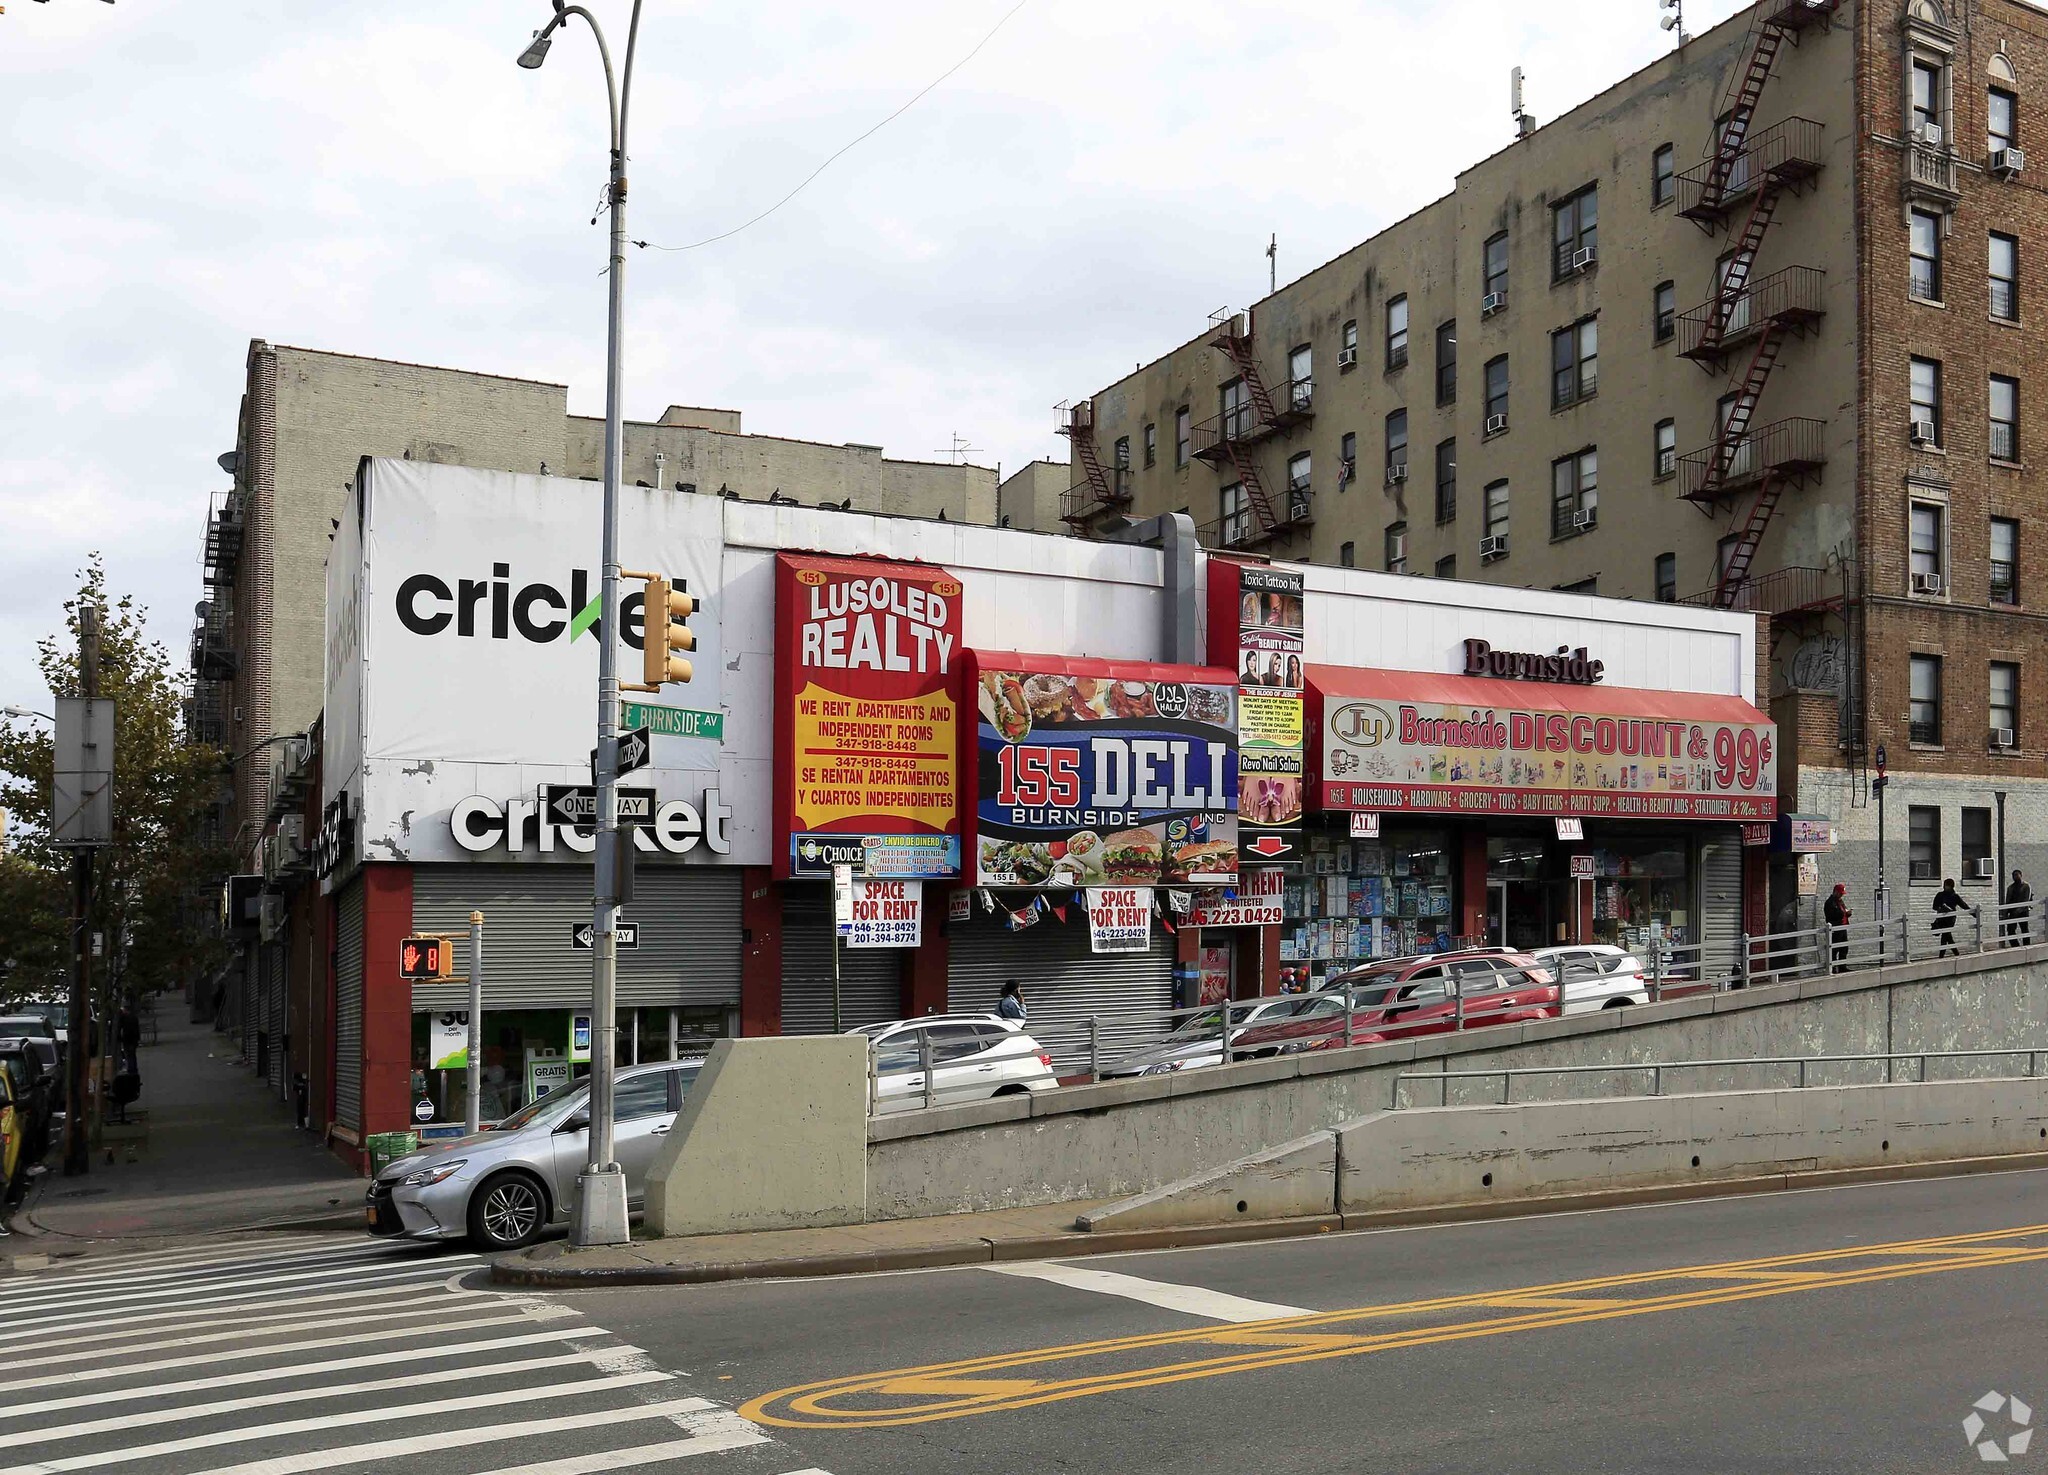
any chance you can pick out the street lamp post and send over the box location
[518,0,644,1248]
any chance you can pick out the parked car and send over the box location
[0,1014,57,1045]
[1531,944,1651,1013]
[0,1041,53,1195]
[850,1016,1057,1112]
[367,1058,701,1251]
[0,1033,59,1085]
[1103,994,1351,1078]
[1231,951,1560,1055]
[0,1059,22,1197]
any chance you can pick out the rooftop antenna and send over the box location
[1511,66,1535,139]
[1267,233,1277,295]
[1660,0,1688,46]
[931,432,982,464]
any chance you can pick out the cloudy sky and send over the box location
[0,0,1750,715]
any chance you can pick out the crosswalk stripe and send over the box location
[0,1368,677,1474]
[0,1263,473,1339]
[2,1289,479,1364]
[985,1261,1312,1323]
[0,1243,444,1303]
[0,1236,401,1292]
[0,1326,608,1419]
[156,1397,720,1475]
[461,1425,775,1475]
[0,1251,477,1319]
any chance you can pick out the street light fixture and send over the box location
[518,0,644,1250]
[3,706,54,722]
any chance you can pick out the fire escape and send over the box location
[188,489,243,750]
[1057,400,1127,529]
[1670,0,1835,611]
[1190,313,1314,549]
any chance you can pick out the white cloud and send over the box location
[0,0,1753,709]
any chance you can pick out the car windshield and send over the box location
[495,1082,588,1133]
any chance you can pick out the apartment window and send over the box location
[1991,233,2019,321]
[1340,431,1357,490]
[1910,357,1943,444]
[1175,406,1190,467]
[1142,423,1157,468]
[1114,435,1131,471]
[1558,576,1599,595]
[1341,319,1359,368]
[1911,57,1943,139]
[1436,554,1457,579]
[1551,316,1598,408]
[1484,479,1510,541]
[1434,438,1457,524]
[1550,447,1598,538]
[1652,143,1675,207]
[1990,375,2020,462]
[1288,344,1313,410]
[1220,482,1248,546]
[1655,552,1677,604]
[1552,184,1598,278]
[1386,298,1409,371]
[1910,653,1943,744]
[1991,662,2020,744]
[1991,517,2019,604]
[1908,806,1940,881]
[1990,86,2017,154]
[1221,378,1253,442]
[1484,356,1510,430]
[1287,450,1311,493]
[1909,500,1946,590]
[1654,418,1677,480]
[1964,808,1993,877]
[1385,409,1408,478]
[1483,232,1509,304]
[1435,320,1457,406]
[1654,281,1676,344]
[1339,541,1356,569]
[1909,209,1942,301]
[1385,522,1409,575]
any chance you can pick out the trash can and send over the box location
[365,1130,420,1178]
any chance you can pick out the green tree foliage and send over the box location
[0,558,231,1008]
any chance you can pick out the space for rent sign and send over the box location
[775,553,963,878]
[1086,887,1153,953]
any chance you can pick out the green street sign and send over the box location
[622,700,725,743]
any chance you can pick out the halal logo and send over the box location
[1330,702,1394,748]
[1965,1391,2034,1462]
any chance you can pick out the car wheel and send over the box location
[993,1084,1030,1097]
[467,1170,549,1251]
[1603,997,1633,1010]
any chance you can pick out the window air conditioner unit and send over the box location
[1480,534,1509,561]
[1485,413,1509,435]
[1385,465,1408,486]
[1915,122,1944,147]
[1572,509,1597,531]
[1909,419,1938,446]
[1910,860,1937,881]
[1571,246,1597,272]
[1481,291,1506,317]
[1911,571,1946,595]
[1992,146,2025,176]
[1976,856,2000,879]
[1338,345,1358,368]
[1993,727,2018,751]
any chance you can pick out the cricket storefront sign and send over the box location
[775,553,964,879]
[969,653,1239,889]
[1312,665,1778,821]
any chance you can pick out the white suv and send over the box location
[851,1015,1058,1114]
[1532,944,1652,1013]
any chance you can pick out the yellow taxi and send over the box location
[0,1060,21,1193]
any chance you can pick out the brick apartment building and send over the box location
[1056,0,2048,930]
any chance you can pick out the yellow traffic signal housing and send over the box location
[623,570,695,690]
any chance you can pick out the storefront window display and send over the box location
[1586,834,1692,955]
[1277,820,1457,988]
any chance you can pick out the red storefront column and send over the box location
[905,888,950,1018]
[359,864,414,1152]
[1251,924,1280,1000]
[1459,827,1489,944]
[739,867,782,1036]
[1743,845,1769,941]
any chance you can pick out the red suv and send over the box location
[1231,951,1560,1056]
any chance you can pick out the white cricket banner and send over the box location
[845,879,923,947]
[1086,886,1153,953]
[428,1011,469,1070]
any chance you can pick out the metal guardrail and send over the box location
[865,898,2048,1115]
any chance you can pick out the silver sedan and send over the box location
[365,1058,700,1251]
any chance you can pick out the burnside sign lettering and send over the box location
[776,553,963,878]
[1462,638,1605,685]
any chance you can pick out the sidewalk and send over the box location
[6,1003,363,1266]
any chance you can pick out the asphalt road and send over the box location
[548,1169,2048,1475]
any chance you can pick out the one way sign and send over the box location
[591,725,652,783]
[569,921,640,950]
[541,784,657,829]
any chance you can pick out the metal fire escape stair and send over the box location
[1712,473,1788,608]
[1688,323,1789,509]
[1703,14,1787,208]
[1687,185,1783,364]
[1211,320,1281,431]
[1057,402,1118,525]
[1219,434,1279,533]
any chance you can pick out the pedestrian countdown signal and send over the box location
[399,935,454,980]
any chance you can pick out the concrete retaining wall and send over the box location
[866,946,2048,1221]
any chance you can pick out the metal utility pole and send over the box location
[466,911,484,1135]
[63,605,100,1178]
[519,0,645,1248]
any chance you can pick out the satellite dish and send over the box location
[195,601,212,619]
[217,451,240,476]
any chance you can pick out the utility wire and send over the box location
[632,0,1033,254]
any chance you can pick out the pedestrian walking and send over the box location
[1931,877,1966,958]
[2005,870,2034,947]
[1823,883,1852,973]
[997,981,1027,1022]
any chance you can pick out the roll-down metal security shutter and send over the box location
[409,864,742,1012]
[334,881,364,1131]
[263,944,286,1094]
[946,910,1176,1073]
[1698,828,1744,984]
[780,887,903,1035]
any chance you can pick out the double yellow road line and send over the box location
[743,1221,2048,1428]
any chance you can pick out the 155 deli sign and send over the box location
[450,790,733,857]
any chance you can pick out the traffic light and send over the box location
[623,570,694,690]
[398,935,454,980]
